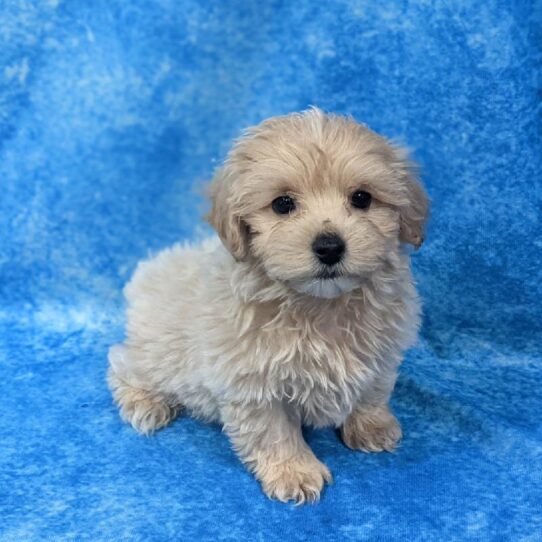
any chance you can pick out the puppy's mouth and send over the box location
[288,270,362,299]
[317,269,340,280]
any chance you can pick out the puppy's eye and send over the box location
[272,195,296,215]
[351,190,372,210]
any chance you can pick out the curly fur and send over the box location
[108,108,429,503]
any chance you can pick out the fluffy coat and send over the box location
[108,109,428,503]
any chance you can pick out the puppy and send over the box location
[108,108,428,503]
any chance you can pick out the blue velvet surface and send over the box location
[1,1,541,540]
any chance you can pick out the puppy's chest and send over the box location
[268,314,382,424]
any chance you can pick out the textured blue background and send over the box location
[1,1,541,540]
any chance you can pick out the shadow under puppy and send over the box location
[108,108,429,503]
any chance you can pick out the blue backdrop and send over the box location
[1,1,541,540]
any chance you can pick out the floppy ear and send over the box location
[206,168,249,261]
[392,147,429,249]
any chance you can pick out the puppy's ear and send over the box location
[206,168,249,261]
[391,146,429,249]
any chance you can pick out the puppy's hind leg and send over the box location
[107,344,180,435]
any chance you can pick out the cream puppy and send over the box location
[108,108,428,503]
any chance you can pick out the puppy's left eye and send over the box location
[351,190,372,210]
[272,195,296,215]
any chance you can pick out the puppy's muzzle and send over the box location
[312,233,345,266]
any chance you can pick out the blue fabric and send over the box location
[1,1,541,540]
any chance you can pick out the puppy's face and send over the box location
[209,109,428,299]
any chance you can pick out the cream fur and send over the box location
[108,109,428,504]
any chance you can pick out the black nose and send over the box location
[312,233,346,266]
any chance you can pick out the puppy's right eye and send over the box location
[272,196,296,215]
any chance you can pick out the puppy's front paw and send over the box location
[341,405,402,452]
[260,454,332,504]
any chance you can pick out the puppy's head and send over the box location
[208,109,428,299]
